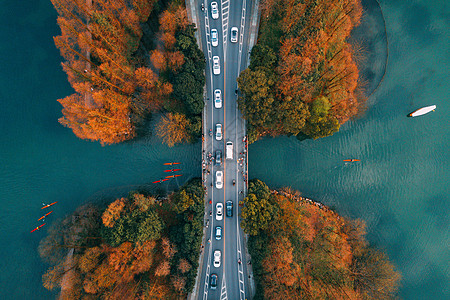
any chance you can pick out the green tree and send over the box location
[276,96,310,135]
[173,190,195,213]
[241,193,276,236]
[237,68,275,129]
[136,211,164,243]
[302,96,340,138]
[248,179,271,200]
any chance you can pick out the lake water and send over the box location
[0,0,448,299]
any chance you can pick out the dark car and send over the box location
[215,150,222,165]
[210,273,218,289]
[226,200,233,217]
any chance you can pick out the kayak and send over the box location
[165,175,175,179]
[164,169,181,172]
[163,162,181,166]
[408,105,436,117]
[37,211,53,221]
[174,174,183,177]
[41,201,58,209]
[152,179,170,183]
[31,223,46,233]
[343,159,360,162]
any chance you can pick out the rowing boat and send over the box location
[408,105,436,117]
[31,223,45,233]
[164,169,181,172]
[38,211,53,221]
[41,201,58,209]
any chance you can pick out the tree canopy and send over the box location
[238,0,365,141]
[40,178,205,298]
[52,0,205,146]
[242,179,401,299]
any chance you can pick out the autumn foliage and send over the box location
[51,0,205,146]
[39,179,205,298]
[243,179,401,299]
[239,0,365,142]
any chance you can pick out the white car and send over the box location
[215,123,222,141]
[213,250,221,267]
[216,202,223,220]
[214,89,222,108]
[215,171,223,189]
[211,2,219,20]
[215,226,222,240]
[212,55,220,75]
[211,29,218,47]
[230,27,238,43]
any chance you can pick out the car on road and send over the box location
[215,150,222,165]
[215,171,223,189]
[211,2,219,20]
[216,202,223,220]
[226,141,233,159]
[215,226,222,240]
[211,29,218,47]
[230,27,238,43]
[214,89,222,108]
[212,55,220,75]
[226,200,233,217]
[213,250,221,267]
[215,123,222,141]
[210,273,218,289]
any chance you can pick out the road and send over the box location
[195,0,254,299]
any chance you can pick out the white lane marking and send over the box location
[204,5,212,60]
[221,0,229,47]
[203,264,210,300]
[220,275,227,300]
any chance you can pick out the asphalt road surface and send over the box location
[197,0,253,299]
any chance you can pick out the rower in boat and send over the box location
[38,211,53,221]
[152,178,170,184]
[41,202,58,209]
[31,223,45,233]
[164,169,181,172]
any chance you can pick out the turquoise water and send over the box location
[0,0,448,299]
[250,0,449,298]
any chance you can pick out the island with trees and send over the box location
[52,0,205,146]
[39,179,204,298]
[238,0,365,143]
[241,179,401,299]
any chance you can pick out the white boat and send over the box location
[408,105,436,117]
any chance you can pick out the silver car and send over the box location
[215,123,222,141]
[213,250,221,267]
[212,55,220,75]
[230,27,238,43]
[215,171,223,189]
[216,202,223,220]
[211,2,219,20]
[215,226,222,240]
[214,89,222,108]
[211,29,218,47]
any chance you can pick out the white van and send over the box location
[226,141,233,160]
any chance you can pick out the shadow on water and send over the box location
[350,0,388,100]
